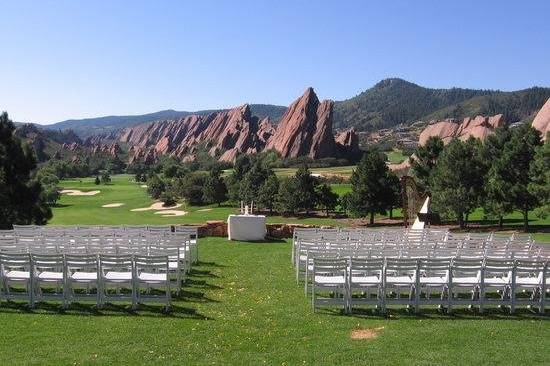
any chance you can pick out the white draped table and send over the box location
[227,214,266,241]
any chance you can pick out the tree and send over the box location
[239,161,270,204]
[173,173,207,205]
[202,167,227,206]
[482,126,514,227]
[529,141,550,219]
[386,171,402,219]
[147,174,165,199]
[0,112,52,228]
[316,183,338,216]
[347,150,392,224]
[411,136,444,191]
[275,177,301,216]
[257,174,279,213]
[294,164,318,213]
[94,176,100,185]
[430,138,486,229]
[35,171,60,206]
[100,170,111,184]
[488,124,542,231]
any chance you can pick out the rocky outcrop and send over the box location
[532,98,550,140]
[419,114,506,145]
[265,88,336,158]
[118,87,358,164]
[121,104,272,163]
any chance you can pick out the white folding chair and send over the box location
[383,258,418,310]
[349,257,384,312]
[99,254,135,308]
[416,258,451,312]
[448,258,483,313]
[0,253,34,306]
[312,257,348,312]
[31,253,66,307]
[65,254,101,306]
[134,255,171,311]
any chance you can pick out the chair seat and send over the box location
[452,276,479,285]
[5,270,30,280]
[351,276,381,285]
[138,273,167,282]
[168,262,179,270]
[104,271,132,281]
[314,275,346,285]
[420,276,447,285]
[386,275,415,285]
[484,277,509,286]
[515,277,540,286]
[38,271,63,281]
[71,272,98,281]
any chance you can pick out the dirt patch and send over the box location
[60,189,100,196]
[131,202,182,212]
[350,327,385,340]
[102,203,125,208]
[154,210,188,217]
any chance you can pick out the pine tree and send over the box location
[348,150,392,224]
[294,164,318,214]
[430,138,486,228]
[488,124,542,231]
[202,167,227,206]
[275,177,300,216]
[257,174,280,213]
[411,136,444,191]
[316,183,338,216]
[0,112,52,228]
[529,141,550,219]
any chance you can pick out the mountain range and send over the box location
[37,78,550,138]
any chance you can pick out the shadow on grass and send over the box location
[0,262,224,320]
[317,306,550,320]
[0,300,210,320]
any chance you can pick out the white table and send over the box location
[227,214,266,241]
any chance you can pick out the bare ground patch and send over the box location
[350,326,385,340]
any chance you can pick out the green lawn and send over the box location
[385,149,408,164]
[0,237,548,365]
[50,175,347,226]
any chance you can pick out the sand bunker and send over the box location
[197,208,213,212]
[154,210,188,217]
[60,189,100,196]
[102,203,125,208]
[350,327,385,340]
[131,202,182,212]
[140,185,147,188]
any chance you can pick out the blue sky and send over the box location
[1,0,549,123]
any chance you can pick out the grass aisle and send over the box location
[0,238,549,365]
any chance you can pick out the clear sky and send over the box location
[1,0,549,124]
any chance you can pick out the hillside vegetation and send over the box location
[333,78,550,131]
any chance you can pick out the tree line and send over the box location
[411,124,549,231]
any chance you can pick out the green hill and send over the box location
[333,78,550,131]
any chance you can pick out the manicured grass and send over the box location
[0,237,548,365]
[50,175,347,226]
[273,165,356,179]
[385,149,408,164]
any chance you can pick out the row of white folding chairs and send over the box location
[0,232,197,265]
[294,242,546,281]
[294,240,550,278]
[0,252,177,310]
[310,256,549,314]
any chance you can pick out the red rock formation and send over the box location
[419,114,506,145]
[265,88,336,159]
[335,128,360,157]
[116,87,358,164]
[532,98,550,140]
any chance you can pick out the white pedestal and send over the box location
[227,214,266,241]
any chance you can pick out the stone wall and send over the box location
[196,221,318,239]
